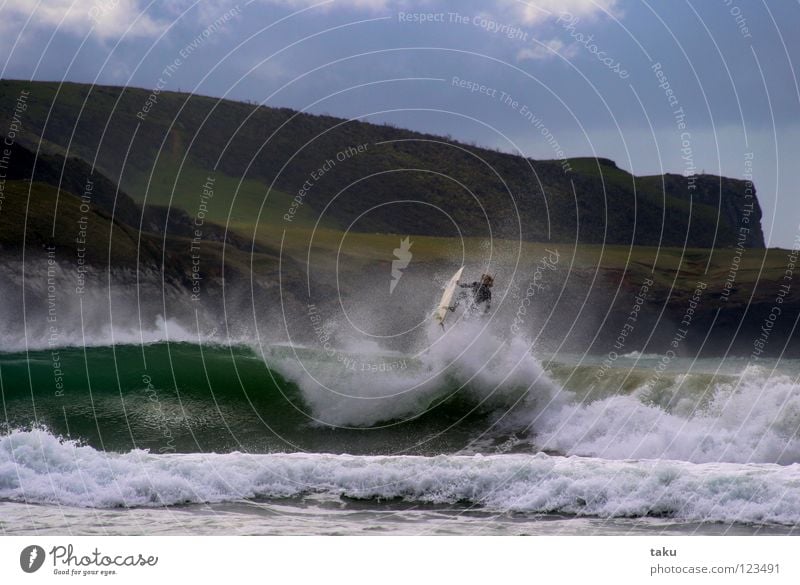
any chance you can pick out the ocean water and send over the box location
[2,322,800,535]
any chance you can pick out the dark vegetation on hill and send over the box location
[0,80,764,249]
[1,141,265,255]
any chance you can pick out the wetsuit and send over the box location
[459,281,492,312]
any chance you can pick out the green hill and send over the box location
[0,79,764,249]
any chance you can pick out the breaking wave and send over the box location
[2,428,799,525]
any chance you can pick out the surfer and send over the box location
[452,274,493,314]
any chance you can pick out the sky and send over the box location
[1,0,798,247]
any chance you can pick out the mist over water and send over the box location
[265,318,562,428]
[2,258,800,466]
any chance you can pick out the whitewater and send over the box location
[2,311,800,534]
[2,428,799,527]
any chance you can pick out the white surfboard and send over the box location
[433,266,464,327]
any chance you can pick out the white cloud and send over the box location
[258,0,617,17]
[0,0,167,41]
[517,38,579,61]
[256,0,405,10]
[0,0,620,46]
[498,0,619,25]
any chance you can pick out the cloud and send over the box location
[517,38,579,61]
[498,0,619,24]
[255,0,403,10]
[0,0,167,41]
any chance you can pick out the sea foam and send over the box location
[2,429,800,525]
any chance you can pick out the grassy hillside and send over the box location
[0,80,764,251]
[0,179,284,283]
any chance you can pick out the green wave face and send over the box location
[0,343,493,455]
[3,343,791,459]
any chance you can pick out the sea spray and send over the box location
[535,365,800,464]
[264,319,563,427]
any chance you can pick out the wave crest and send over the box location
[2,429,800,525]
